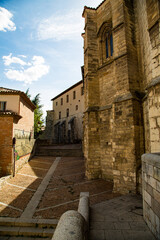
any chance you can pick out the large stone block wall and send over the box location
[0,116,13,176]
[136,0,160,153]
[99,107,113,180]
[84,110,101,179]
[83,0,144,194]
[83,0,159,194]
[142,153,160,239]
[112,98,143,194]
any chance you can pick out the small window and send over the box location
[66,95,69,103]
[0,101,6,111]
[106,32,113,59]
[81,87,84,95]
[66,108,69,117]
[73,91,76,99]
[56,102,58,106]
[76,105,78,111]
[59,112,61,119]
[61,98,63,105]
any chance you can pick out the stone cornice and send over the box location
[145,76,160,91]
[84,91,145,114]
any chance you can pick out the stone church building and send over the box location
[82,0,160,194]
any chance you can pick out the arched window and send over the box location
[97,21,113,65]
[105,31,113,58]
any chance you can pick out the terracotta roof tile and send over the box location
[0,87,36,110]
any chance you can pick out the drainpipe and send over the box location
[12,137,16,177]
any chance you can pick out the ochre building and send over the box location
[0,87,35,177]
[45,81,84,143]
[82,0,160,193]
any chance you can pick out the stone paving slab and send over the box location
[0,154,119,221]
[0,156,56,218]
[33,156,119,219]
[20,157,60,219]
[90,194,156,240]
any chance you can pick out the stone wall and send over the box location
[82,0,160,194]
[135,0,160,154]
[15,138,35,160]
[82,0,145,194]
[142,153,160,239]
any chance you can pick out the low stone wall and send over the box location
[15,138,35,159]
[15,153,31,173]
[142,153,160,239]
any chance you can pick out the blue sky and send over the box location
[0,0,102,119]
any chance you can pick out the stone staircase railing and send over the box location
[52,192,89,240]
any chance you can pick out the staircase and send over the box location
[0,217,58,239]
[35,144,83,157]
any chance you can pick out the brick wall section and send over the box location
[142,153,160,239]
[0,116,13,176]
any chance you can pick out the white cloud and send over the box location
[0,7,16,32]
[37,10,83,41]
[3,54,49,84]
[3,53,27,66]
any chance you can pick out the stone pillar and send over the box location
[44,110,54,141]
[83,8,101,179]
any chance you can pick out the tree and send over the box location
[26,89,44,139]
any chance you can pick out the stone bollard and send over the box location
[52,210,86,240]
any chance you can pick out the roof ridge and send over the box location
[0,87,21,92]
[0,87,36,110]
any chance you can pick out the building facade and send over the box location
[45,81,84,143]
[0,87,35,177]
[82,0,160,194]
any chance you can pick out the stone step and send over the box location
[35,148,83,157]
[0,217,58,228]
[5,237,51,240]
[0,218,57,238]
[0,225,54,238]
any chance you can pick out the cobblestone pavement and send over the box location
[0,155,119,219]
[90,194,156,240]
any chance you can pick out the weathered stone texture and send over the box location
[82,0,160,194]
[142,154,160,239]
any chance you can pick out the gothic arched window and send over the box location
[105,31,113,58]
[97,21,113,65]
